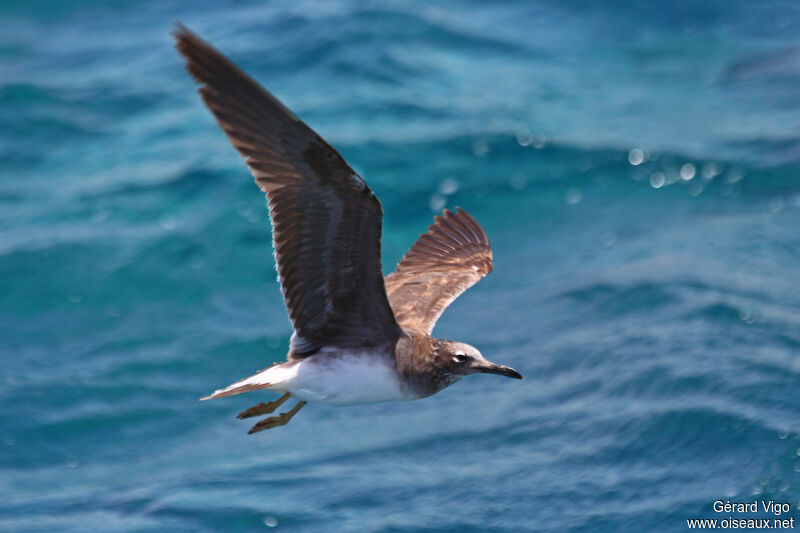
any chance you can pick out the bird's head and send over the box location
[432,340,523,381]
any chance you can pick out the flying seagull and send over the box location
[174,25,522,434]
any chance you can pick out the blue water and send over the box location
[2,1,800,531]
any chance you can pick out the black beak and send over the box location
[477,363,523,380]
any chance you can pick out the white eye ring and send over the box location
[452,352,468,364]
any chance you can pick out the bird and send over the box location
[174,24,522,434]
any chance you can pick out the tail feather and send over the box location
[200,381,273,400]
[200,367,277,400]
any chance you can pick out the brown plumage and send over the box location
[385,208,492,335]
[174,24,400,356]
[174,25,521,433]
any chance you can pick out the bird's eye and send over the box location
[452,353,468,364]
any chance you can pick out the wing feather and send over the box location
[384,208,492,335]
[174,25,401,355]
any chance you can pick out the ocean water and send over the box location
[2,1,800,531]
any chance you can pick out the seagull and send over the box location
[174,25,522,434]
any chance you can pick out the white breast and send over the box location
[264,350,415,406]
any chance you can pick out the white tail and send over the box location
[199,365,280,400]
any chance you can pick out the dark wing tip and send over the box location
[172,22,207,53]
[172,23,218,86]
[172,21,189,38]
[172,22,198,57]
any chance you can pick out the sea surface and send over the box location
[2,1,800,531]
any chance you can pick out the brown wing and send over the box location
[385,208,492,335]
[174,25,401,355]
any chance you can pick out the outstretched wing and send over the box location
[384,208,492,335]
[174,25,401,355]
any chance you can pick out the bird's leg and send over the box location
[236,393,291,419]
[248,401,307,434]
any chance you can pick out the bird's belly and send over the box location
[284,351,413,406]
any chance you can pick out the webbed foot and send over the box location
[236,392,291,419]
[248,401,307,434]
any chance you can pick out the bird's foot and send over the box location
[237,392,291,419]
[248,401,306,434]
